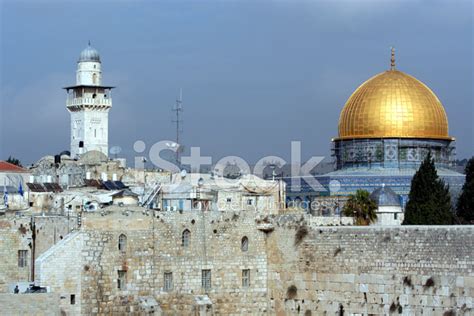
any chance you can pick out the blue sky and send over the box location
[1,0,472,166]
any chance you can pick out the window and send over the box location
[241,236,248,252]
[117,270,126,289]
[164,272,173,291]
[182,229,190,247]
[242,269,250,287]
[394,213,398,220]
[118,234,127,253]
[70,294,76,305]
[18,250,28,267]
[92,73,97,83]
[247,199,253,205]
[226,198,232,203]
[202,269,211,290]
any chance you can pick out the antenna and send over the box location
[172,88,183,165]
[110,146,122,159]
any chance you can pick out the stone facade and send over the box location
[0,214,78,293]
[267,223,474,315]
[0,293,60,315]
[34,209,474,315]
[0,216,32,289]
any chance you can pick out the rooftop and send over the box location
[0,161,28,173]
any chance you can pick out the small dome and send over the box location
[370,185,401,207]
[78,42,101,62]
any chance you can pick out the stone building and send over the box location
[0,212,78,295]
[159,173,285,214]
[285,50,465,206]
[369,184,404,225]
[0,161,31,211]
[65,43,113,158]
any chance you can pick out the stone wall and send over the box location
[0,216,32,291]
[38,208,269,315]
[266,221,474,315]
[0,214,77,293]
[35,232,83,315]
[33,209,474,315]
[0,293,60,315]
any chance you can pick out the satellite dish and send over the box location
[180,169,187,178]
[110,146,122,158]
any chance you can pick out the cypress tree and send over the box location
[403,152,454,225]
[456,157,474,224]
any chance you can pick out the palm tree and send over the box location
[342,189,378,225]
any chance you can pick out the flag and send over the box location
[3,181,8,207]
[18,181,24,197]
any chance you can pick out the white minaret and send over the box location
[65,42,114,159]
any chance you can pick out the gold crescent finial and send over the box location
[390,46,396,70]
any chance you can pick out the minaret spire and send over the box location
[390,46,396,70]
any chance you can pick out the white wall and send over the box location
[35,232,83,315]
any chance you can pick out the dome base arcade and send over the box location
[332,137,456,170]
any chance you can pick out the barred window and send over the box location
[242,269,250,287]
[202,269,211,290]
[18,250,28,268]
[118,234,127,253]
[182,229,190,248]
[117,270,126,290]
[241,236,248,252]
[164,272,173,291]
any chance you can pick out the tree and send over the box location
[456,157,474,224]
[403,152,453,225]
[6,156,22,167]
[342,189,378,225]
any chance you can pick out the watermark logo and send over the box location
[131,140,340,193]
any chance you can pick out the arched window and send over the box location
[118,234,127,252]
[241,236,248,252]
[182,229,190,247]
[92,73,97,84]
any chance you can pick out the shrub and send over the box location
[424,277,435,289]
[294,225,308,246]
[286,285,297,299]
[402,276,413,288]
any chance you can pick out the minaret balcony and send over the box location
[66,97,112,107]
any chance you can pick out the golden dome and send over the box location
[337,68,452,140]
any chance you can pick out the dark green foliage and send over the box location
[342,189,377,225]
[6,156,22,167]
[456,157,474,224]
[294,225,308,246]
[286,285,297,299]
[423,277,435,288]
[402,276,413,288]
[389,302,397,312]
[403,152,454,225]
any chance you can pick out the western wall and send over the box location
[31,209,473,315]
